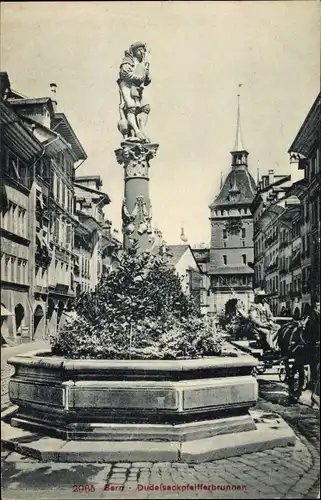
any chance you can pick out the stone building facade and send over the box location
[74,176,120,295]
[208,99,256,314]
[288,92,320,309]
[252,93,320,317]
[1,73,120,344]
[1,86,44,343]
[7,90,87,338]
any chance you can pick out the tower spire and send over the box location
[230,89,249,169]
[232,92,245,152]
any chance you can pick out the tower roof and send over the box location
[210,168,256,208]
[231,94,247,153]
[210,93,255,208]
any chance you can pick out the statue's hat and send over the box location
[130,41,146,52]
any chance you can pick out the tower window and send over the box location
[241,228,246,239]
[242,241,245,247]
[222,255,227,265]
[223,229,227,240]
[224,242,227,248]
[242,254,247,264]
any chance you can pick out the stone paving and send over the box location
[1,346,320,499]
[1,341,49,411]
[0,439,316,499]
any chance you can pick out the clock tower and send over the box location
[208,96,256,314]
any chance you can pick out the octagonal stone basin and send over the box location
[8,349,259,442]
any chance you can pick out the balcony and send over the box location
[279,268,288,276]
[34,285,48,294]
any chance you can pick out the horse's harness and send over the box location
[288,317,320,354]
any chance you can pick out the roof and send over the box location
[0,98,43,161]
[210,167,256,208]
[76,213,102,232]
[288,92,321,157]
[74,183,111,204]
[10,113,79,162]
[8,97,55,116]
[52,113,87,161]
[166,244,190,266]
[151,244,200,271]
[75,175,102,185]
[209,265,254,275]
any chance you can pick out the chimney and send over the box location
[50,83,57,111]
[268,169,274,186]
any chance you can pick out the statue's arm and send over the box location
[144,67,151,86]
[120,63,141,86]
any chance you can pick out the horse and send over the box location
[276,305,320,404]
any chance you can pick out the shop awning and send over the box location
[1,305,13,317]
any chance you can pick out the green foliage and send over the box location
[51,242,224,359]
[224,315,255,340]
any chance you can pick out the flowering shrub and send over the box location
[224,315,255,340]
[51,243,224,359]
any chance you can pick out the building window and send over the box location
[223,242,227,248]
[1,254,7,280]
[242,254,247,264]
[241,228,246,239]
[17,259,22,283]
[242,241,245,247]
[222,255,227,265]
[10,256,15,282]
[223,229,227,240]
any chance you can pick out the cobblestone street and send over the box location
[2,361,320,499]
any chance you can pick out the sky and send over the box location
[1,1,320,245]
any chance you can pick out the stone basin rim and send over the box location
[7,349,258,371]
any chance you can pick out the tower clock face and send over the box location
[225,218,242,234]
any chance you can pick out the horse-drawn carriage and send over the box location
[250,314,320,405]
[231,307,320,405]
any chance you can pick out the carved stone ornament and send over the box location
[122,198,137,235]
[121,196,153,236]
[225,217,243,235]
[115,141,159,179]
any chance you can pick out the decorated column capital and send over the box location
[115,140,159,180]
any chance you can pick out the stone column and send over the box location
[115,140,159,251]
